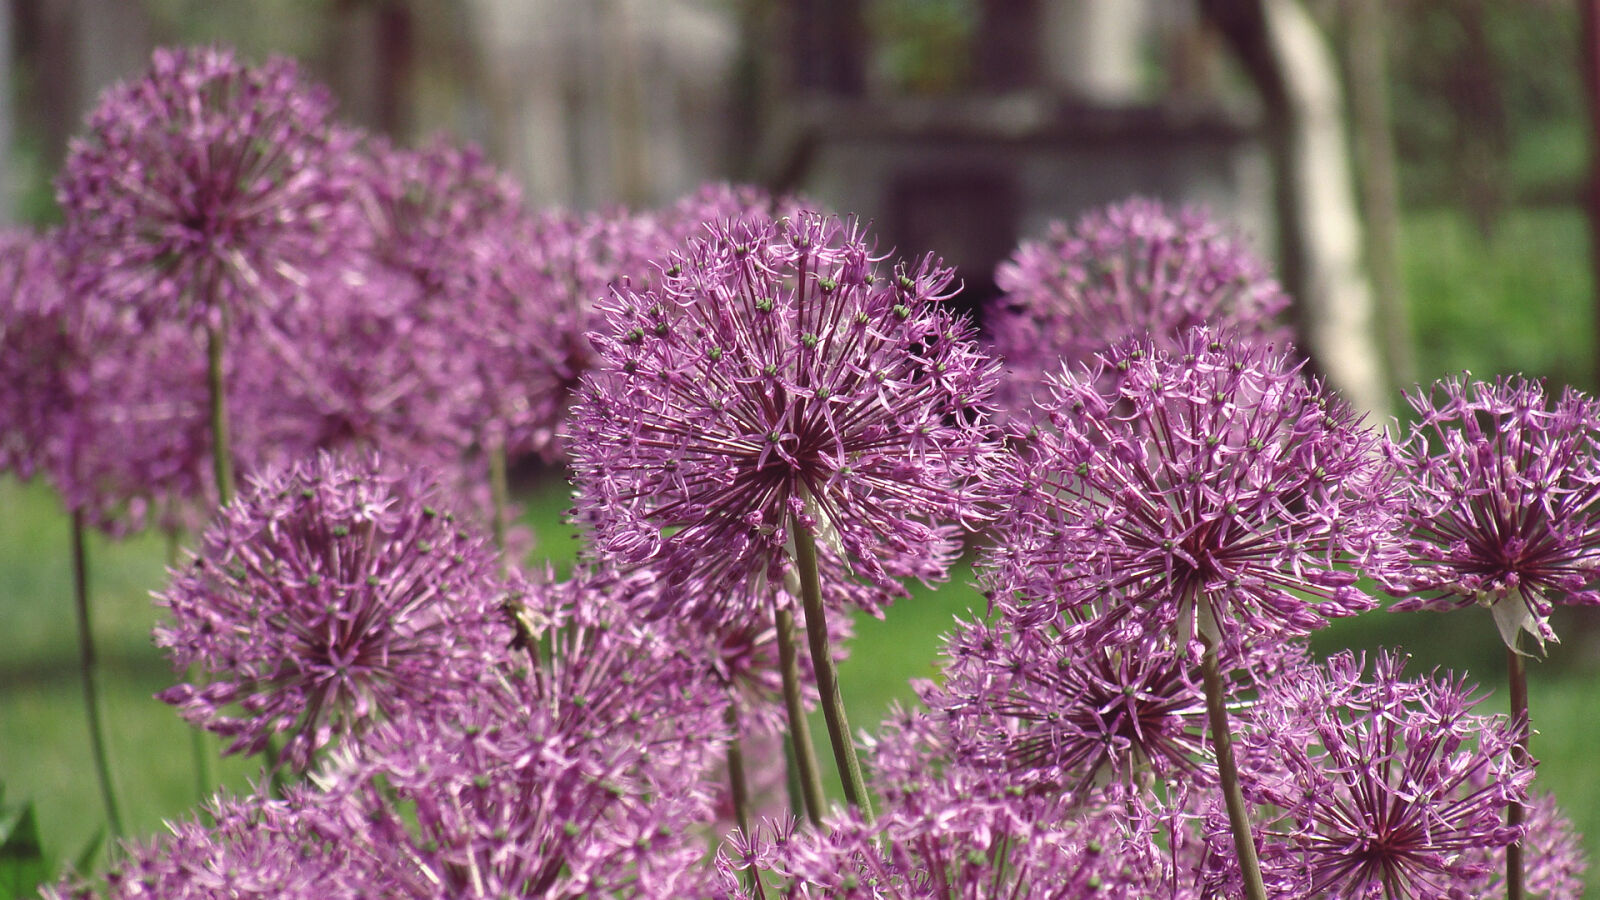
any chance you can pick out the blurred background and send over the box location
[3,0,1599,894]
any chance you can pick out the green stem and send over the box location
[1506,640,1529,900]
[726,706,753,836]
[791,520,874,824]
[263,733,288,798]
[1199,629,1264,900]
[775,605,825,826]
[169,529,214,804]
[71,510,124,839]
[487,438,510,554]
[206,321,235,507]
[725,707,765,891]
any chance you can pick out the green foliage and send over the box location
[1402,206,1594,392]
[0,787,49,900]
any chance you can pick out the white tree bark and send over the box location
[1264,0,1389,418]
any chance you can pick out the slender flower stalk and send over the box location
[1197,621,1263,899]
[793,519,873,822]
[776,605,826,826]
[1507,640,1530,900]
[70,509,124,840]
[486,436,510,552]
[167,527,215,804]
[206,316,235,505]
[727,706,754,835]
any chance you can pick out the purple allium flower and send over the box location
[1378,374,1600,650]
[934,619,1212,794]
[460,204,668,462]
[656,181,811,247]
[58,45,361,331]
[570,211,1002,624]
[154,451,514,771]
[239,263,465,473]
[982,329,1394,650]
[308,570,724,899]
[354,135,529,456]
[43,789,346,900]
[989,197,1290,423]
[360,134,526,299]
[718,709,1183,899]
[1230,650,1529,899]
[0,230,75,481]
[1479,792,1588,900]
[0,228,218,534]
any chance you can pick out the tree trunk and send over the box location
[1344,0,1412,391]
[1201,0,1389,419]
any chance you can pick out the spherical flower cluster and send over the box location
[935,620,1211,794]
[984,329,1395,651]
[656,181,812,248]
[154,451,513,771]
[58,45,361,331]
[1378,374,1600,650]
[43,790,345,900]
[0,231,75,481]
[308,571,725,899]
[0,228,217,534]
[239,263,464,473]
[1478,792,1588,899]
[360,135,526,299]
[988,197,1289,422]
[719,710,1182,899]
[570,211,1002,624]
[354,136,528,458]
[460,203,670,461]
[1228,651,1530,899]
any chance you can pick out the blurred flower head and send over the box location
[58,44,361,331]
[989,198,1289,424]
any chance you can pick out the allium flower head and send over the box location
[1478,792,1588,900]
[0,230,74,481]
[459,204,670,461]
[1378,374,1600,650]
[58,44,359,330]
[570,211,1001,623]
[719,710,1183,899]
[0,228,218,533]
[983,329,1394,650]
[155,451,513,770]
[1232,651,1529,899]
[43,789,346,900]
[361,134,526,295]
[989,197,1289,422]
[934,620,1211,794]
[309,570,724,899]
